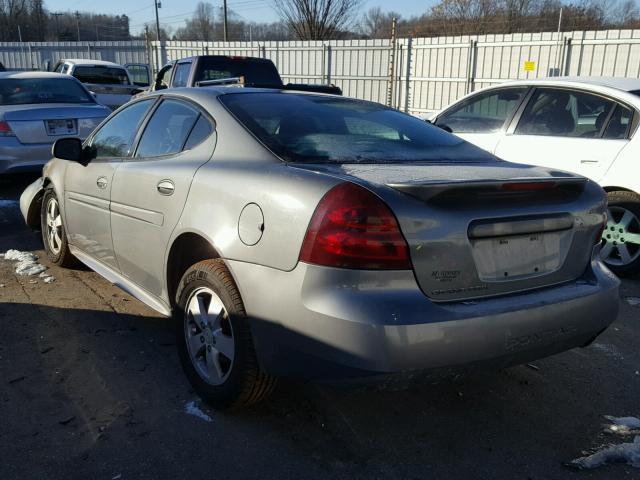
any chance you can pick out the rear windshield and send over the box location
[195,58,282,86]
[73,66,130,85]
[0,78,94,105]
[220,93,492,164]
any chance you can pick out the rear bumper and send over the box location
[0,139,52,174]
[229,248,620,380]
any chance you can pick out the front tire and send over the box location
[40,189,76,267]
[601,190,640,276]
[175,259,277,410]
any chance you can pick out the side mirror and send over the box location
[155,83,168,91]
[52,138,95,166]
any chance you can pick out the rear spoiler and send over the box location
[388,177,586,202]
[195,75,342,95]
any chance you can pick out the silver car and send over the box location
[20,88,619,409]
[0,72,110,174]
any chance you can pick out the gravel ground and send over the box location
[1,174,639,480]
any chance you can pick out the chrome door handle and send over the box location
[580,159,599,164]
[157,180,175,195]
[96,176,108,189]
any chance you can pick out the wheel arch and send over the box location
[165,231,223,308]
[603,186,637,194]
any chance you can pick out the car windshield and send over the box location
[0,78,94,105]
[220,92,493,164]
[73,66,130,85]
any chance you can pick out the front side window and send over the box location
[171,63,191,88]
[135,99,200,157]
[515,88,616,138]
[0,78,93,105]
[221,92,494,164]
[436,87,528,133]
[91,100,154,158]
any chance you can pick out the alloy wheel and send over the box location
[601,206,640,266]
[45,197,63,255]
[184,287,235,385]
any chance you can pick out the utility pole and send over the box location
[52,12,63,40]
[154,0,161,41]
[75,11,81,41]
[223,0,228,41]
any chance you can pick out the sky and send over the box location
[46,0,437,35]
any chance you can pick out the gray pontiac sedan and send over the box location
[0,72,111,174]
[20,88,619,409]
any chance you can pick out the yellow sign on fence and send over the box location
[524,61,536,72]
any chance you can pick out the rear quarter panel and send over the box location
[600,136,640,194]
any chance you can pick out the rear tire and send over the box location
[175,259,277,410]
[40,189,77,267]
[601,190,640,276]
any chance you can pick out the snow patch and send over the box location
[569,436,640,469]
[625,297,640,307]
[185,401,212,423]
[591,342,624,360]
[2,249,48,277]
[0,199,18,208]
[605,415,640,435]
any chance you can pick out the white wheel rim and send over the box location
[45,197,63,255]
[184,287,235,386]
[601,206,640,266]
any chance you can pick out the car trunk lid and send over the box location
[291,162,605,302]
[2,104,108,144]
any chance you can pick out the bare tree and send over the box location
[360,7,400,38]
[273,0,364,40]
[175,2,216,41]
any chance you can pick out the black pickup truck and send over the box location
[147,55,341,95]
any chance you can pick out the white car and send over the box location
[431,77,640,275]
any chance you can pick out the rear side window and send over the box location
[91,99,154,158]
[436,87,528,133]
[172,63,191,88]
[184,115,213,150]
[221,92,493,164]
[515,88,616,138]
[603,104,633,139]
[135,99,200,157]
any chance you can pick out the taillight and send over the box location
[299,182,411,270]
[0,121,15,137]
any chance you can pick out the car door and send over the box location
[63,99,156,270]
[495,87,633,182]
[434,86,529,153]
[109,97,215,296]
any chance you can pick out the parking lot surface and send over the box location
[1,174,639,480]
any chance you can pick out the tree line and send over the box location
[1,0,639,43]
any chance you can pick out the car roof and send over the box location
[491,76,640,93]
[62,59,125,68]
[0,71,77,80]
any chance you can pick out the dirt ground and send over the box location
[1,173,639,480]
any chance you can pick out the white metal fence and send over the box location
[3,29,640,115]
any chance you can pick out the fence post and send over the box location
[261,44,266,58]
[326,45,332,84]
[465,39,477,94]
[562,37,572,76]
[404,37,412,113]
[386,17,398,107]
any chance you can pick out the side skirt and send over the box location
[69,245,172,317]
